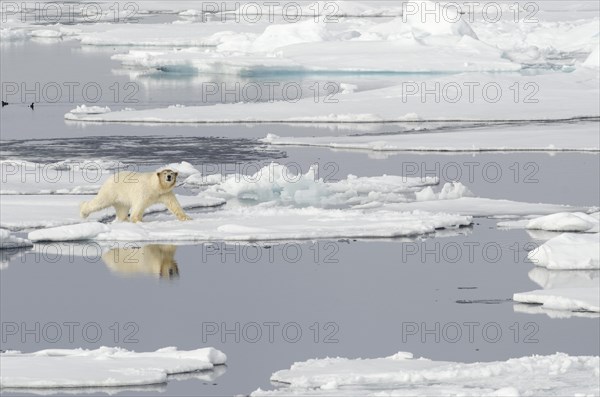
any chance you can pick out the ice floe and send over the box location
[0,346,226,389]
[513,231,600,313]
[26,208,472,243]
[528,233,599,270]
[252,351,600,396]
[64,71,600,124]
[498,212,599,232]
[262,122,600,152]
[68,105,112,115]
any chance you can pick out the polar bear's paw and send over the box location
[178,214,193,221]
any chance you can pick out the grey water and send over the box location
[1,34,599,397]
[1,221,599,396]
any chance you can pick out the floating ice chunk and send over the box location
[515,235,599,313]
[513,267,600,314]
[528,233,599,270]
[527,212,599,233]
[252,352,599,396]
[0,346,226,389]
[499,212,599,232]
[513,288,599,312]
[0,229,32,249]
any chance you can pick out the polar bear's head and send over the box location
[156,169,178,192]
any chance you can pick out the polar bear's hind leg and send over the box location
[114,204,130,222]
[80,196,112,219]
[130,202,149,223]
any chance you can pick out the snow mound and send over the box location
[528,233,599,270]
[251,20,333,53]
[527,212,599,233]
[0,229,32,249]
[68,105,111,115]
[0,346,226,389]
[252,352,599,396]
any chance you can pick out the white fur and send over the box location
[80,170,190,222]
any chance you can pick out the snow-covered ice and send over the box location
[252,351,600,396]
[0,346,226,389]
[513,232,599,313]
[528,233,599,270]
[498,212,600,232]
[203,163,439,207]
[513,288,599,313]
[67,105,112,115]
[64,71,600,124]
[513,267,600,317]
[262,122,600,152]
[26,209,472,243]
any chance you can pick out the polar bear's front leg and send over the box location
[159,192,192,221]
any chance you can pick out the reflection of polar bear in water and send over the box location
[80,169,191,222]
[102,244,179,279]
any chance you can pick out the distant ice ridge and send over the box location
[0,346,226,389]
[252,351,600,396]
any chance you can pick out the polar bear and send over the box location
[80,169,191,222]
[102,244,179,279]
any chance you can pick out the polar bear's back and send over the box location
[99,171,158,205]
